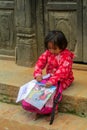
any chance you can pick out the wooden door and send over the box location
[0,0,15,56]
[83,0,87,63]
[44,0,83,62]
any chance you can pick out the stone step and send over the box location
[0,60,87,118]
[0,102,87,130]
[73,63,87,71]
[0,54,15,61]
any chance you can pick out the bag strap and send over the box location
[50,82,61,125]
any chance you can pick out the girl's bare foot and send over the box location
[34,113,43,120]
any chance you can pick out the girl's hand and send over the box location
[45,82,52,88]
[36,75,42,82]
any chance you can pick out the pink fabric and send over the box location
[22,100,52,114]
[34,49,74,90]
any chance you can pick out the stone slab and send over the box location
[0,102,87,130]
[0,59,87,117]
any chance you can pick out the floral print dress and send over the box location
[34,49,74,90]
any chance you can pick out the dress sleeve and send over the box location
[33,51,48,78]
[48,55,73,85]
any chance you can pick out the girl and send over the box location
[22,30,74,120]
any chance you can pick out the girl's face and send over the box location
[48,42,61,55]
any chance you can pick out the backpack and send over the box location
[22,81,62,125]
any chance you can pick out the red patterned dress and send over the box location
[34,49,74,91]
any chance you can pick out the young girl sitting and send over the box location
[22,30,74,120]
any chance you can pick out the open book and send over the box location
[16,75,56,110]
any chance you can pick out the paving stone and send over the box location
[0,102,87,130]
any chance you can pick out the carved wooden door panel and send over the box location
[83,0,87,63]
[44,0,83,62]
[0,0,15,56]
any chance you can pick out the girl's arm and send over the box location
[47,56,73,85]
[33,50,48,78]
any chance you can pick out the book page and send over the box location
[16,80,37,103]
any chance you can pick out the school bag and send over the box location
[16,77,62,125]
[21,81,62,125]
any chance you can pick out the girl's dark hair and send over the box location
[44,30,68,50]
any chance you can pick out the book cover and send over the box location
[25,82,56,110]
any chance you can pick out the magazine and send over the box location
[25,82,56,110]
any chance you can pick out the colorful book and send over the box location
[25,82,56,110]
